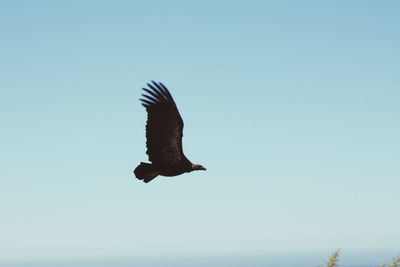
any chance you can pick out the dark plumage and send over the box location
[134,81,206,183]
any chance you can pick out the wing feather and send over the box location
[142,88,162,101]
[141,94,159,103]
[147,83,167,101]
[140,81,185,165]
[159,82,174,100]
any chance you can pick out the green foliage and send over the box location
[316,250,400,267]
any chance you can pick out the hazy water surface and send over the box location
[1,252,391,267]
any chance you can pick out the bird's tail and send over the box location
[134,162,158,183]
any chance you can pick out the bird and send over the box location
[134,81,206,183]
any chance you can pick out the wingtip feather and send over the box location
[152,81,169,100]
[140,81,176,109]
[147,82,167,101]
[159,82,173,100]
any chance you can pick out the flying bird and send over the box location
[134,81,206,183]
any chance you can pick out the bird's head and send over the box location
[191,164,206,171]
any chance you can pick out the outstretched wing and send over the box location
[140,81,185,165]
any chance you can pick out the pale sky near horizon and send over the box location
[0,0,399,263]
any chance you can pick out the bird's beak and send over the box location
[200,166,206,171]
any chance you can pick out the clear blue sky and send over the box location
[0,0,399,264]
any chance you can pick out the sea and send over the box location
[0,252,393,267]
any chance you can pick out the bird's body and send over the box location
[134,81,206,183]
[154,160,192,176]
